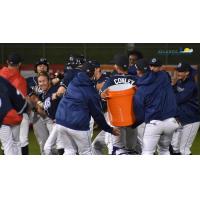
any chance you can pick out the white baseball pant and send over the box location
[44,123,68,155]
[89,117,94,138]
[92,112,112,155]
[171,122,200,155]
[19,113,30,147]
[142,118,180,155]
[11,125,22,155]
[55,124,93,155]
[135,123,146,154]
[33,116,54,154]
[0,125,19,155]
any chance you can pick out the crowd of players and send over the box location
[0,50,199,155]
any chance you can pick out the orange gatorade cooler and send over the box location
[107,84,136,127]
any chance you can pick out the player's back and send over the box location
[101,73,137,92]
[135,71,177,123]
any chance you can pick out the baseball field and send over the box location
[1,128,200,155]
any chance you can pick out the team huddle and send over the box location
[0,50,199,155]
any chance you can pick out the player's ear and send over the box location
[185,71,190,76]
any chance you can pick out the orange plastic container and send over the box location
[107,84,136,127]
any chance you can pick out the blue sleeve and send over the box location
[101,78,112,92]
[133,89,145,124]
[5,81,27,114]
[0,92,12,125]
[87,90,113,133]
[62,70,76,87]
[175,82,196,104]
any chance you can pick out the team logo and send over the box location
[44,97,51,110]
[123,64,128,68]
[177,86,184,92]
[177,63,182,68]
[152,58,157,63]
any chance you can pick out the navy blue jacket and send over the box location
[42,85,61,120]
[134,71,177,124]
[128,65,137,76]
[0,77,27,115]
[60,68,82,88]
[0,92,12,126]
[173,75,200,125]
[56,72,113,133]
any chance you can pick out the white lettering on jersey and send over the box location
[114,78,135,85]
[44,97,51,110]
[177,86,184,92]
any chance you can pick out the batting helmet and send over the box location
[64,54,87,71]
[34,58,49,73]
[82,60,99,78]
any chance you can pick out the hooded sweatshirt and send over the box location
[134,71,177,124]
[173,74,200,125]
[56,72,113,133]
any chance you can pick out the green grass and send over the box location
[0,128,200,155]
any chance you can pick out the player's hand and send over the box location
[112,127,120,136]
[52,92,57,100]
[52,78,60,85]
[96,81,106,91]
[29,94,39,107]
[101,89,109,99]
[171,78,178,86]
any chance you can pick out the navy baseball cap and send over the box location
[35,58,49,67]
[7,53,22,65]
[135,59,150,73]
[113,54,129,71]
[87,60,100,68]
[82,60,97,77]
[149,58,162,67]
[176,62,190,72]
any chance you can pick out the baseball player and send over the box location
[128,50,144,76]
[133,59,180,155]
[0,53,28,155]
[0,76,28,155]
[51,55,96,138]
[54,62,120,155]
[51,54,86,100]
[33,72,66,155]
[82,60,111,155]
[171,62,200,155]
[100,54,138,155]
[26,58,53,154]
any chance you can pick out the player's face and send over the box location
[177,71,189,80]
[38,76,50,92]
[37,64,48,73]
[94,67,101,79]
[136,70,144,77]
[129,55,137,66]
[150,66,160,72]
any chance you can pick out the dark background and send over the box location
[0,43,199,65]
